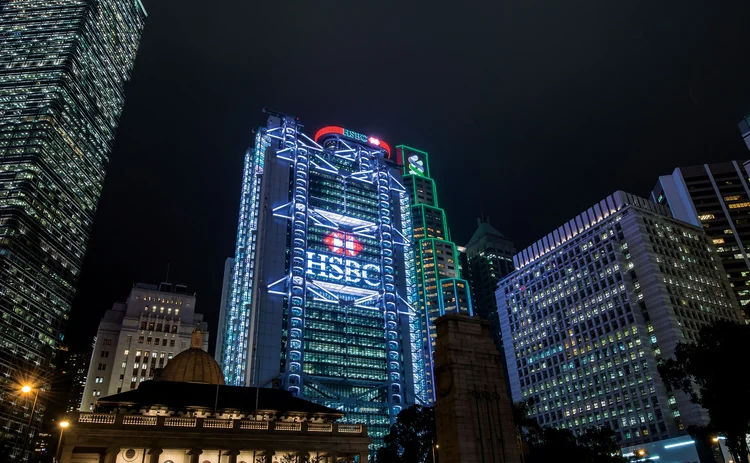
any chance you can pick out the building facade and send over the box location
[219,115,418,451]
[214,257,235,363]
[80,283,207,412]
[0,0,147,455]
[496,191,742,446]
[652,162,750,318]
[463,219,515,352]
[399,145,473,402]
[62,351,90,414]
[64,328,369,463]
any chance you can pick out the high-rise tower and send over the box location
[0,0,146,458]
[463,219,515,352]
[497,191,742,446]
[399,145,473,402]
[651,162,750,318]
[220,114,419,451]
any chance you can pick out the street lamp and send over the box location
[20,385,40,462]
[54,421,70,463]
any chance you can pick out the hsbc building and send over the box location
[218,112,424,452]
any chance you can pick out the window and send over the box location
[154,339,160,346]
[170,339,175,347]
[729,202,750,209]
[100,351,109,358]
[138,336,144,344]
[146,337,152,345]
[724,195,741,201]
[124,349,129,355]
[97,363,106,371]
[103,339,112,346]
[698,214,715,221]
[713,238,725,244]
[126,335,132,344]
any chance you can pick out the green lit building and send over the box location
[0,1,147,459]
[398,146,473,402]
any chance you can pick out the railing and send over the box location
[275,422,302,431]
[204,419,232,429]
[338,424,363,433]
[78,414,115,424]
[240,421,269,430]
[73,413,366,436]
[123,416,157,426]
[307,423,332,432]
[165,417,196,427]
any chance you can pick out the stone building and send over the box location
[60,329,369,463]
[433,313,520,463]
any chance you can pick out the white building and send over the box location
[214,258,234,364]
[80,282,208,411]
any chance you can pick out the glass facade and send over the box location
[221,118,417,453]
[0,0,146,459]
[497,191,742,446]
[399,145,473,402]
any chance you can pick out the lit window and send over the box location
[724,195,741,201]
[729,202,750,209]
[698,214,715,221]
[713,238,725,244]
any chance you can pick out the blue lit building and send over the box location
[219,114,419,451]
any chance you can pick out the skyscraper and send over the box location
[80,282,207,412]
[214,257,235,363]
[463,219,515,352]
[220,114,418,450]
[399,145,472,402]
[651,162,750,318]
[496,191,742,446]
[0,0,146,457]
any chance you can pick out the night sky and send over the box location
[67,0,750,353]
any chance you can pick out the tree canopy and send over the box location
[658,320,750,463]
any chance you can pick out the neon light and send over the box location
[306,251,380,287]
[664,441,694,449]
[313,125,391,157]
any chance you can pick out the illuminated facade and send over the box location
[220,114,418,451]
[651,162,750,319]
[399,146,473,402]
[497,191,742,446]
[0,1,146,459]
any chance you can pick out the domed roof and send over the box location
[160,327,225,385]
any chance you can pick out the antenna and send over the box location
[165,262,170,283]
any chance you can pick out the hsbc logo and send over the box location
[306,251,381,288]
[324,232,362,257]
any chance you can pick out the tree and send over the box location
[658,321,750,463]
[376,405,436,463]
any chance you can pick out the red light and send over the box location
[314,126,344,142]
[324,232,363,257]
[368,137,381,146]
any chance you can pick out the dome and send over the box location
[160,327,225,385]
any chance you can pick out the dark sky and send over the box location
[68,0,750,353]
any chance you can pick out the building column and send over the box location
[104,446,119,463]
[226,449,240,463]
[187,448,203,463]
[58,445,74,463]
[148,447,163,463]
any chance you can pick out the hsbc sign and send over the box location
[306,251,381,288]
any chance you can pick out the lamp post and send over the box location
[54,420,69,463]
[20,385,40,462]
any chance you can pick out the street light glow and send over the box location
[59,421,69,428]
[21,385,32,393]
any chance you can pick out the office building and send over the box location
[0,0,147,456]
[214,257,234,363]
[399,145,472,402]
[463,219,515,351]
[496,191,742,446]
[652,162,750,317]
[219,114,418,451]
[738,115,750,153]
[61,351,90,414]
[80,283,207,412]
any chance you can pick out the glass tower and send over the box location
[399,145,473,402]
[0,0,146,459]
[220,115,418,452]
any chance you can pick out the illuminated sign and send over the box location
[407,154,425,176]
[313,126,392,158]
[324,231,363,257]
[306,251,380,288]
